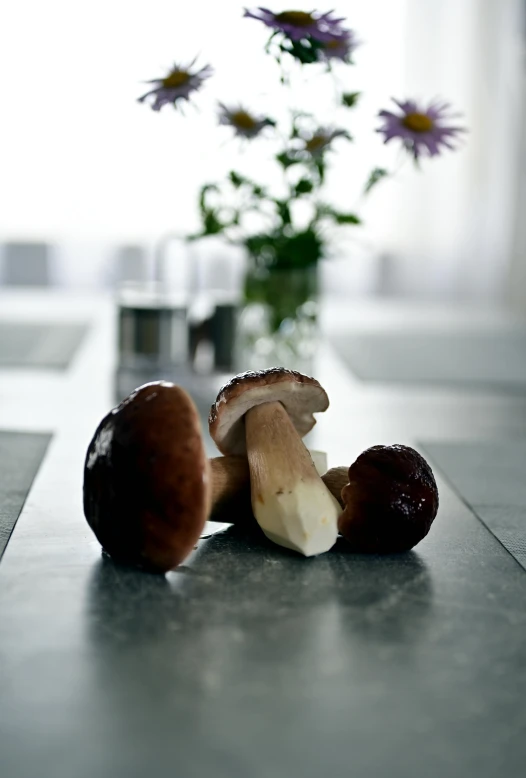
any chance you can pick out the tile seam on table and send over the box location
[420,444,526,574]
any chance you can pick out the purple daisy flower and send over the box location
[377,99,466,160]
[219,104,275,139]
[318,30,359,62]
[138,60,213,112]
[243,7,347,42]
[304,127,350,156]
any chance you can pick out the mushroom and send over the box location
[209,449,439,555]
[83,381,209,573]
[320,466,347,508]
[208,455,251,524]
[83,379,329,569]
[209,449,329,523]
[208,368,341,556]
[338,444,439,553]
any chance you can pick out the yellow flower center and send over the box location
[276,11,314,27]
[162,69,191,89]
[324,39,342,50]
[231,111,258,130]
[402,112,434,133]
[305,135,327,153]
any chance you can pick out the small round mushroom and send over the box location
[209,368,341,556]
[338,445,439,553]
[83,382,209,573]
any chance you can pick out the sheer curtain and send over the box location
[373,0,525,300]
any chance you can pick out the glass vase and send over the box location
[236,263,319,372]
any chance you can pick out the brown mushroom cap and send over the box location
[338,444,439,553]
[209,368,329,455]
[83,381,209,573]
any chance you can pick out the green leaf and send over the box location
[229,171,245,188]
[342,91,360,108]
[187,208,226,241]
[244,228,324,271]
[276,151,299,169]
[316,203,361,225]
[275,228,324,268]
[228,170,266,198]
[280,36,324,65]
[313,156,326,183]
[294,178,314,196]
[364,167,389,194]
[198,183,218,215]
[192,184,233,239]
[265,30,279,55]
[274,199,292,226]
[202,209,225,236]
[332,212,361,225]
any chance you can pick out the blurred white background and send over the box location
[0,0,524,301]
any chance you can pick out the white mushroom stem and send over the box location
[245,401,341,556]
[209,450,328,511]
[208,451,332,524]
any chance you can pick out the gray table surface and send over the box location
[0,321,88,369]
[1,292,526,778]
[422,440,526,571]
[331,328,526,390]
[0,431,51,558]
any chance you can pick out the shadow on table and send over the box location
[84,530,434,774]
[87,526,434,659]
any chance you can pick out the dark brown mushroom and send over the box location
[338,444,439,553]
[83,381,209,573]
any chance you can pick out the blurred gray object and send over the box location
[117,282,188,370]
[117,236,241,373]
[192,241,245,295]
[0,322,88,369]
[188,293,239,373]
[199,255,236,292]
[113,245,149,286]
[1,242,51,286]
[212,301,238,371]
